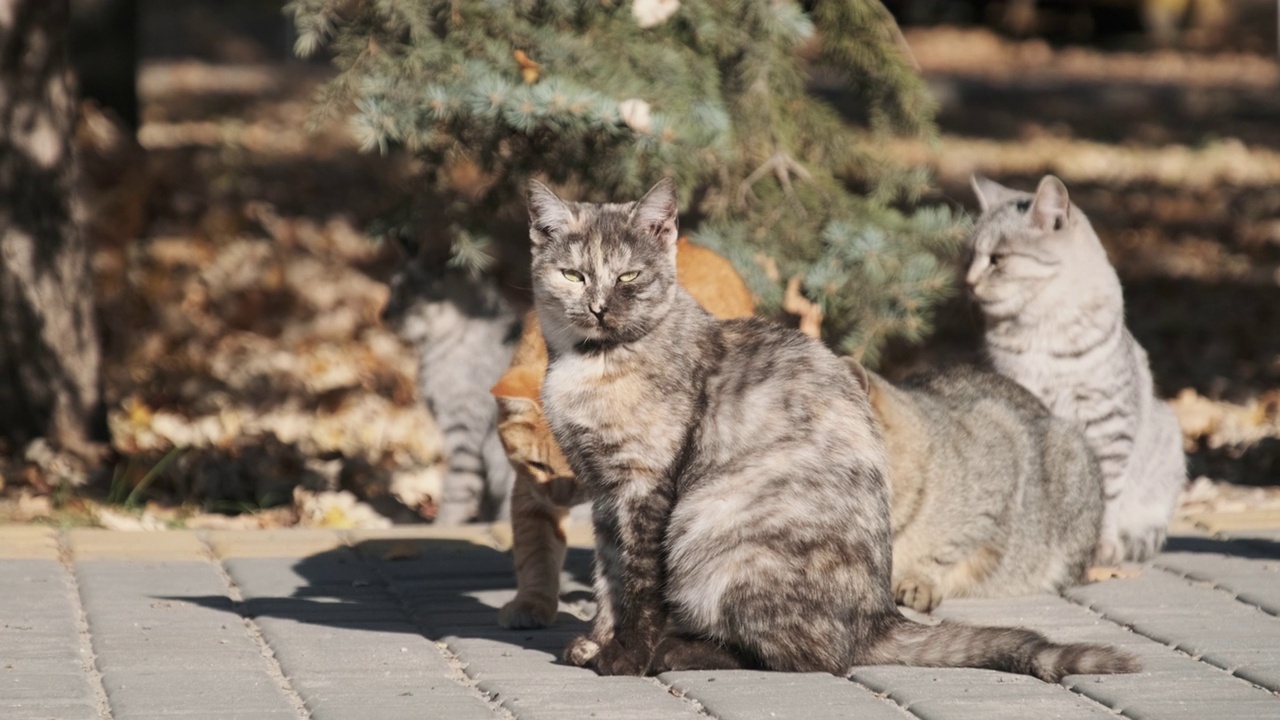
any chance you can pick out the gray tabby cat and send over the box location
[382,250,520,524]
[854,362,1104,612]
[968,175,1186,564]
[528,177,1139,681]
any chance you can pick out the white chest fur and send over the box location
[544,350,687,477]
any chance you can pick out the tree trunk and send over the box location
[71,0,138,132]
[0,0,105,463]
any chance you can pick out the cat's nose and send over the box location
[589,302,608,321]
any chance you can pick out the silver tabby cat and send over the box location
[856,362,1104,612]
[382,252,519,524]
[529,177,1138,681]
[968,175,1186,564]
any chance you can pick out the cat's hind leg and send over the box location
[648,635,752,673]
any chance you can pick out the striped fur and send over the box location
[968,175,1186,564]
[862,362,1104,611]
[529,178,1139,682]
[491,240,755,630]
[382,261,520,525]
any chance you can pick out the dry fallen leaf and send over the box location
[1086,566,1142,583]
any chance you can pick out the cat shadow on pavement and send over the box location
[1162,534,1280,560]
[166,536,596,662]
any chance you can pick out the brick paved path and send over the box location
[2,523,1278,719]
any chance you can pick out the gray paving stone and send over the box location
[102,672,297,716]
[488,676,705,720]
[0,560,102,718]
[75,557,300,717]
[1065,569,1280,688]
[33,528,1280,720]
[663,670,910,720]
[112,707,296,712]
[222,553,376,595]
[1117,697,1280,720]
[250,599,498,719]
[0,628,85,662]
[256,618,451,676]
[908,696,1109,720]
[1064,667,1279,711]
[0,672,96,703]
[307,695,499,720]
[242,596,405,621]
[850,664,1119,720]
[289,671,480,704]
[74,561,230,600]
[2,702,99,720]
[357,549,517,580]
[1154,543,1280,616]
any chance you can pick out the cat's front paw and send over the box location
[589,639,651,676]
[1121,526,1167,563]
[894,574,942,613]
[499,597,557,629]
[1094,536,1124,567]
[563,635,602,667]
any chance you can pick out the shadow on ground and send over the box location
[169,538,596,661]
[1163,534,1280,559]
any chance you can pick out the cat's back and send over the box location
[676,238,754,320]
[702,317,883,470]
[889,364,1103,595]
[901,364,1054,427]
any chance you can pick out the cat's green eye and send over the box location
[562,269,585,283]
[618,271,640,283]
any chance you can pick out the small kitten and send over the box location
[492,239,755,629]
[491,358,582,629]
[529,178,1138,681]
[382,254,520,525]
[968,175,1186,564]
[855,362,1104,612]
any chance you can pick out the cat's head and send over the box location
[965,175,1097,319]
[490,364,578,505]
[381,240,508,345]
[526,178,681,350]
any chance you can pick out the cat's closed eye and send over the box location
[618,271,640,283]
[1015,200,1031,213]
[989,253,1005,267]
[562,269,585,283]
[528,461,554,475]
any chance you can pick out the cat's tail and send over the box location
[858,616,1140,683]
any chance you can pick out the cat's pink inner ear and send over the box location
[1031,175,1070,232]
[631,178,679,247]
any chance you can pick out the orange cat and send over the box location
[492,238,754,628]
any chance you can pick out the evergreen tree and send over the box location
[286,0,966,365]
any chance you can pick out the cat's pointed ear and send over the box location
[842,357,870,394]
[630,178,679,247]
[971,175,1017,214]
[1031,175,1070,233]
[491,364,542,403]
[527,180,574,248]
